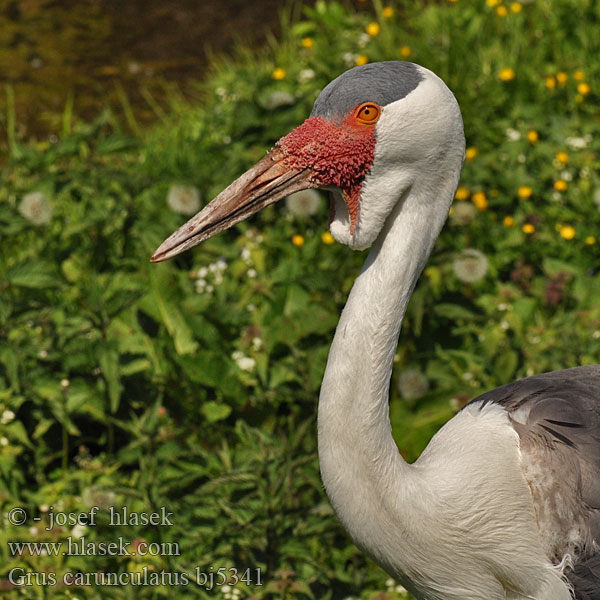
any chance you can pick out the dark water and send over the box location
[1,0,333,149]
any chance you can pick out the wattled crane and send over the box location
[152,62,600,600]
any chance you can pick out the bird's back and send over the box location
[467,365,600,599]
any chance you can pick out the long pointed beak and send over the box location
[150,147,317,262]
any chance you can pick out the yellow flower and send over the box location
[472,192,488,211]
[272,67,286,80]
[291,234,305,247]
[556,72,568,84]
[522,223,535,234]
[510,2,522,12]
[499,67,515,81]
[382,6,393,18]
[545,76,556,89]
[585,236,595,245]
[355,54,369,66]
[559,225,575,240]
[455,186,470,201]
[555,151,568,164]
[503,216,515,227]
[577,82,590,95]
[301,37,314,49]
[399,45,411,57]
[496,5,508,16]
[465,147,477,160]
[526,130,539,144]
[573,70,585,81]
[554,179,567,191]
[321,231,334,245]
[517,186,532,199]
[486,0,500,6]
[366,22,380,37]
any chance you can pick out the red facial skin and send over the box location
[277,113,377,235]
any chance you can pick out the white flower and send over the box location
[298,68,315,83]
[449,202,476,226]
[197,267,208,278]
[566,136,588,149]
[232,351,255,372]
[286,189,322,217]
[342,52,356,67]
[38,349,48,358]
[216,257,227,271]
[195,279,207,293]
[263,90,295,110]
[357,32,371,48]
[167,184,201,215]
[39,504,49,512]
[18,192,52,225]
[517,154,526,164]
[247,268,257,278]
[71,524,87,539]
[505,128,521,141]
[222,135,231,144]
[560,170,572,181]
[60,378,69,389]
[246,304,256,312]
[398,369,429,400]
[241,248,252,263]
[452,249,488,283]
[1,410,15,425]
[0,437,8,446]
[252,337,262,350]
[28,526,38,535]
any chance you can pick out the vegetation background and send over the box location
[1,0,599,598]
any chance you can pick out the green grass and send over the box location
[0,0,599,598]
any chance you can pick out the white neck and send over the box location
[317,180,452,574]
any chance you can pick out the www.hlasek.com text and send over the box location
[9,537,179,557]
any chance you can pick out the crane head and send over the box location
[151,62,464,262]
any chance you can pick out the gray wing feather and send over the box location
[467,365,600,598]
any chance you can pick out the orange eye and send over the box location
[354,102,381,125]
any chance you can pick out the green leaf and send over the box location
[7,261,62,288]
[434,303,480,321]
[201,401,232,423]
[148,270,199,356]
[98,346,123,414]
[494,350,518,382]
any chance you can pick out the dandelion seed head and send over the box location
[452,249,488,283]
[19,192,52,225]
[398,369,429,400]
[167,184,201,215]
[286,189,321,217]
